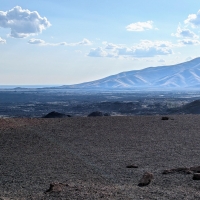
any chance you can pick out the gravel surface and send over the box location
[1,115,200,199]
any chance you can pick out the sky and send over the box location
[1,0,200,85]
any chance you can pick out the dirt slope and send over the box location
[1,116,200,199]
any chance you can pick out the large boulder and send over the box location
[88,111,111,117]
[43,111,68,118]
[161,116,169,120]
[104,113,111,116]
[88,111,104,117]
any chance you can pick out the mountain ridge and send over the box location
[61,57,200,89]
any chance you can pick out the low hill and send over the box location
[173,100,200,114]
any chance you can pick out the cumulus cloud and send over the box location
[117,40,173,57]
[172,26,199,38]
[178,39,200,45]
[88,40,173,58]
[104,42,121,50]
[0,6,51,38]
[78,38,92,45]
[88,47,116,57]
[184,10,200,28]
[0,37,6,44]
[126,21,154,31]
[28,38,92,46]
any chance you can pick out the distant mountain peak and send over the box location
[61,57,200,90]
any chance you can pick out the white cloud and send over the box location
[88,47,109,57]
[78,38,92,45]
[119,47,172,58]
[104,42,120,50]
[0,6,51,38]
[28,38,92,46]
[0,37,6,44]
[178,39,200,45]
[158,59,165,63]
[126,21,154,31]
[138,40,173,48]
[117,40,173,57]
[184,10,200,28]
[28,38,45,44]
[88,47,116,57]
[59,38,92,46]
[172,26,199,38]
[59,42,68,46]
[88,40,173,58]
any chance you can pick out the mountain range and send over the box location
[61,57,200,90]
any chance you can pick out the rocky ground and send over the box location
[1,115,200,199]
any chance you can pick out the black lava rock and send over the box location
[161,116,169,120]
[104,113,111,116]
[43,111,67,118]
[88,111,104,117]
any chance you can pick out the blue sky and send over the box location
[0,1,200,85]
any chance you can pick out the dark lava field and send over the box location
[1,89,200,118]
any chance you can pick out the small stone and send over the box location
[45,182,68,193]
[126,165,138,168]
[138,172,154,187]
[193,173,200,180]
[162,169,172,174]
[190,166,200,173]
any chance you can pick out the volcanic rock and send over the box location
[190,166,200,173]
[88,111,104,117]
[161,116,169,120]
[104,113,111,116]
[193,173,200,180]
[45,182,68,193]
[163,166,200,174]
[43,111,67,118]
[126,165,138,168]
[138,172,154,187]
[162,167,191,174]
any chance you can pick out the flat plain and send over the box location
[1,115,200,199]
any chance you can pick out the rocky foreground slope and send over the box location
[1,116,200,199]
